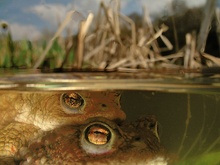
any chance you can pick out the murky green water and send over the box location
[0,70,220,164]
[121,90,220,164]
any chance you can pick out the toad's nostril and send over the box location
[134,136,141,141]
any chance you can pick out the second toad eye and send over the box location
[60,93,85,114]
[81,120,117,155]
[86,124,111,145]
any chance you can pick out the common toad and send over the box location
[17,116,167,165]
[0,91,125,157]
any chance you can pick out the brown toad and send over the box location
[0,91,125,158]
[16,116,167,165]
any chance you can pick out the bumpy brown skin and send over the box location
[0,91,126,158]
[16,116,167,165]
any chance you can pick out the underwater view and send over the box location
[0,71,219,164]
[1,0,220,164]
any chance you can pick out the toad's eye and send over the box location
[86,125,111,145]
[60,93,85,114]
[81,121,117,155]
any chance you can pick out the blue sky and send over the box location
[0,0,208,40]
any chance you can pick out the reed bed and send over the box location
[0,0,220,70]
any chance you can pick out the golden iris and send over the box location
[86,124,111,145]
[61,93,84,112]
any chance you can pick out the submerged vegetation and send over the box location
[0,0,219,70]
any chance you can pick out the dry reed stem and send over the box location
[33,10,76,69]
[184,33,191,68]
[101,2,124,46]
[197,0,216,53]
[119,13,136,45]
[189,33,196,68]
[145,25,168,46]
[75,13,94,68]
[84,36,115,61]
[160,34,173,51]
[82,0,178,70]
[142,6,162,54]
[202,53,220,66]
[113,0,121,39]
[33,0,220,70]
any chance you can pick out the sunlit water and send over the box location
[0,70,220,164]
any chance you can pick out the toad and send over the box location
[16,116,167,165]
[0,91,126,158]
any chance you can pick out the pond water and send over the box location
[0,70,220,164]
[122,90,220,164]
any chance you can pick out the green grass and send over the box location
[0,34,75,69]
